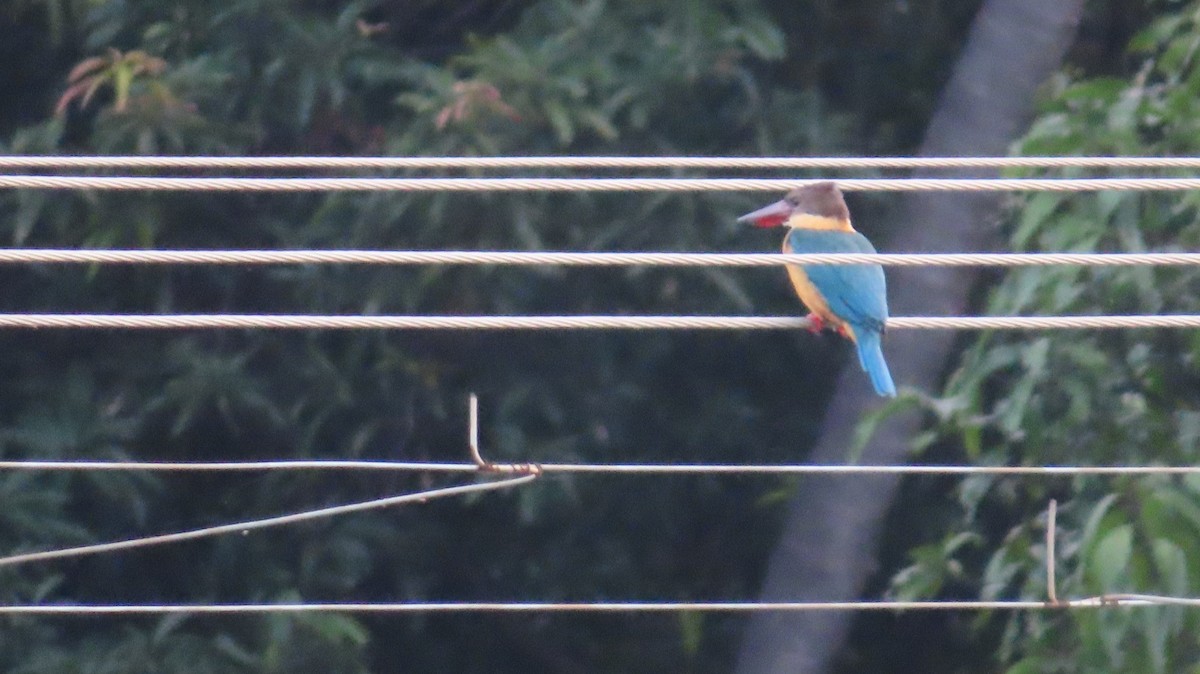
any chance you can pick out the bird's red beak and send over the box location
[737,199,791,228]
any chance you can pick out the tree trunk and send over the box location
[734,1,1086,672]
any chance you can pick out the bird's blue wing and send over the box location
[785,229,888,331]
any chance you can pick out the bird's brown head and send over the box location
[785,182,850,220]
[737,181,850,228]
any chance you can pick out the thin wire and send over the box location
[7,176,1200,191]
[7,155,1200,170]
[0,473,537,567]
[0,594,1195,614]
[0,314,1197,330]
[4,460,1200,475]
[6,249,1200,267]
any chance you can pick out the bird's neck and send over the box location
[785,213,855,232]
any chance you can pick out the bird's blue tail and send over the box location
[854,330,896,397]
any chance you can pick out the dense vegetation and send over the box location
[884,4,1200,672]
[2,1,1197,672]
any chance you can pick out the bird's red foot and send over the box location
[805,313,826,334]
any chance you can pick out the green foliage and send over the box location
[0,1,820,672]
[890,4,1200,671]
[0,0,991,670]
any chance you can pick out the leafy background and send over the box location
[889,6,1200,672]
[0,1,1196,672]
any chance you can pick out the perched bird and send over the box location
[739,182,896,397]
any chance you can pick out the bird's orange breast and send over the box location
[782,237,854,340]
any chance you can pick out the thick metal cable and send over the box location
[1,460,1199,475]
[0,314,1195,330]
[5,176,1200,191]
[0,595,1194,614]
[6,155,1200,170]
[4,249,1200,267]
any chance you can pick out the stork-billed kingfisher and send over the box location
[739,182,896,397]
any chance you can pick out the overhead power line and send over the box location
[2,159,1197,620]
[2,249,1200,267]
[5,155,1200,170]
[4,459,1200,476]
[5,176,1200,191]
[0,594,1197,615]
[0,314,1195,330]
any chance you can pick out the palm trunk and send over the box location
[734,1,1086,671]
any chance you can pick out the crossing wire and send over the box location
[0,474,538,568]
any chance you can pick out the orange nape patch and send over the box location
[786,213,854,232]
